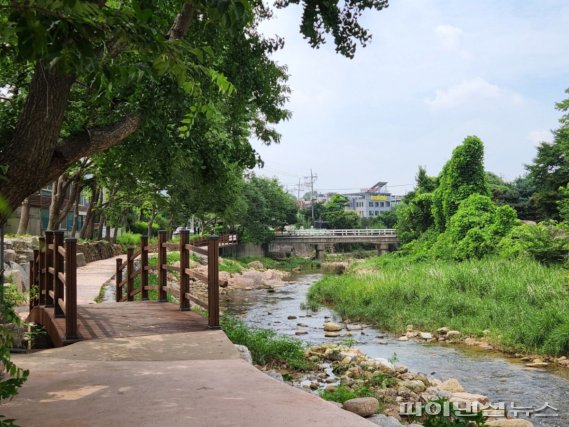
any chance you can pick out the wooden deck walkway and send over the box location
[28,302,209,347]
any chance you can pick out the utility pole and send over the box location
[293,178,303,201]
[304,169,318,225]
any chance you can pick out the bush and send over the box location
[130,221,159,236]
[498,222,569,264]
[116,232,141,250]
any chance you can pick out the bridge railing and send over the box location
[274,229,397,237]
[115,230,236,329]
[29,230,78,341]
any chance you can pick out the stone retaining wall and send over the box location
[2,237,122,292]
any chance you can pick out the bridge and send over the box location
[273,229,399,258]
[27,230,237,347]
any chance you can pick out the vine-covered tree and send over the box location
[432,136,490,231]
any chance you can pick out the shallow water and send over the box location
[224,274,569,427]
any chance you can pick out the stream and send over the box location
[224,274,569,427]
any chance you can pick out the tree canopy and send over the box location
[0,0,390,224]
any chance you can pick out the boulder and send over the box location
[451,391,489,405]
[4,249,17,263]
[419,332,433,340]
[295,330,308,335]
[325,331,341,338]
[399,379,426,393]
[264,371,284,382]
[525,362,548,368]
[247,261,264,269]
[234,344,253,364]
[324,322,342,332]
[368,414,403,427]
[76,252,87,267]
[438,378,464,393]
[342,397,379,417]
[446,330,461,339]
[486,420,534,427]
[437,327,450,334]
[346,324,363,331]
[398,336,409,341]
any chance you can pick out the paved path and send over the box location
[76,255,124,305]
[7,256,376,426]
[3,333,375,427]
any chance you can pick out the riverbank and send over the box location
[307,255,569,363]
[223,315,534,426]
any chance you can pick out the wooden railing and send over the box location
[29,230,78,341]
[115,230,226,329]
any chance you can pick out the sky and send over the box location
[251,0,569,196]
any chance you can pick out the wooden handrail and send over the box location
[113,231,229,330]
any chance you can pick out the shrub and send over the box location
[116,232,141,250]
[498,222,569,264]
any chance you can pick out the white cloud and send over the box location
[436,24,463,51]
[528,129,554,145]
[425,77,524,109]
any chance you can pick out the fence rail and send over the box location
[29,230,78,341]
[274,229,397,237]
[114,231,231,329]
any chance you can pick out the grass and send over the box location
[308,255,569,356]
[319,384,375,403]
[221,315,310,370]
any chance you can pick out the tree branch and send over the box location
[167,2,195,40]
[47,114,142,185]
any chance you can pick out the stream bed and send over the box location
[224,274,569,427]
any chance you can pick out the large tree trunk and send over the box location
[0,3,195,226]
[16,198,30,235]
[0,64,138,227]
[80,187,100,240]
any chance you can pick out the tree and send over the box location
[432,136,490,231]
[396,166,437,243]
[321,194,359,229]
[238,175,298,243]
[527,91,569,219]
[0,0,390,225]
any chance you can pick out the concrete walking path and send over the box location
[76,254,124,305]
[3,333,376,427]
[6,256,377,426]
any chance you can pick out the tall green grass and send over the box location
[308,256,569,355]
[221,315,309,370]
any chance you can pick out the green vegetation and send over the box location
[319,384,375,403]
[221,315,309,370]
[309,256,569,355]
[0,285,29,425]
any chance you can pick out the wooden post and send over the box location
[207,236,220,329]
[158,230,167,302]
[127,247,134,302]
[53,231,65,317]
[38,237,46,306]
[45,231,54,307]
[64,238,78,340]
[140,235,149,301]
[179,230,190,311]
[115,258,123,303]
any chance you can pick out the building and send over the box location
[4,184,90,235]
[344,181,402,218]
